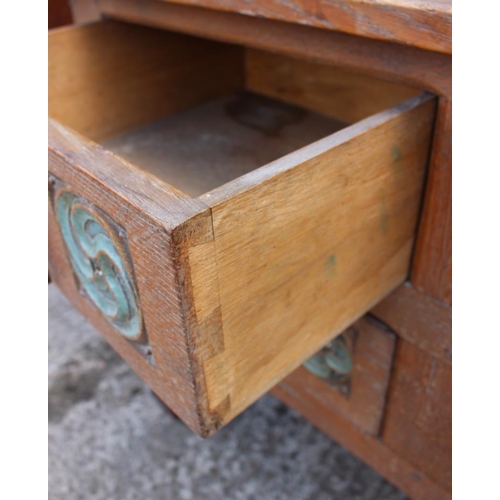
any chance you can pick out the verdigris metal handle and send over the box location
[52,182,145,343]
[303,334,353,387]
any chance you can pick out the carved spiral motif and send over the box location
[55,189,144,342]
[303,335,353,386]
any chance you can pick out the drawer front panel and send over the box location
[272,317,451,500]
[48,120,212,435]
[275,316,396,436]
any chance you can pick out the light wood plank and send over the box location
[246,49,418,123]
[49,20,244,141]
[197,94,436,424]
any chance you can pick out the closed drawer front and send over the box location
[276,317,396,436]
[48,20,436,436]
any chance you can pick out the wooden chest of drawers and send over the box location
[48,1,451,498]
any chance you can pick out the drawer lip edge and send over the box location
[199,92,436,206]
[48,117,210,231]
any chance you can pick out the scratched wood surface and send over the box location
[49,9,452,498]
[197,94,435,425]
[99,0,451,98]
[158,0,451,54]
[102,91,346,196]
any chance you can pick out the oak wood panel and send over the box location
[273,370,451,500]
[286,317,396,436]
[411,98,452,303]
[160,0,451,54]
[197,94,435,426]
[98,0,451,98]
[48,119,214,436]
[382,340,452,492]
[49,20,244,141]
[371,282,451,363]
[245,49,418,124]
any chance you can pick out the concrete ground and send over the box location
[49,285,408,500]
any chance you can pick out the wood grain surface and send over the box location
[246,49,418,123]
[49,20,441,438]
[371,282,451,363]
[198,94,435,425]
[274,358,451,500]
[283,317,396,436]
[411,99,452,303]
[382,340,452,492]
[158,0,451,54]
[102,92,346,196]
[49,21,244,141]
[48,119,213,435]
[99,0,451,98]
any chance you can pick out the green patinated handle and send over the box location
[54,187,144,342]
[303,335,353,384]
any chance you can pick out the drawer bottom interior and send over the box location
[102,91,346,197]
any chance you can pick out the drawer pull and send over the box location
[304,335,353,385]
[53,183,144,343]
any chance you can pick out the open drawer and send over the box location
[48,20,436,436]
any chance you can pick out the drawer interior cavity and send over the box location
[49,20,418,198]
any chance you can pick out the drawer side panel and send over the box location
[203,94,436,424]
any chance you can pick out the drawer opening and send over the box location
[49,21,419,198]
[101,91,346,196]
